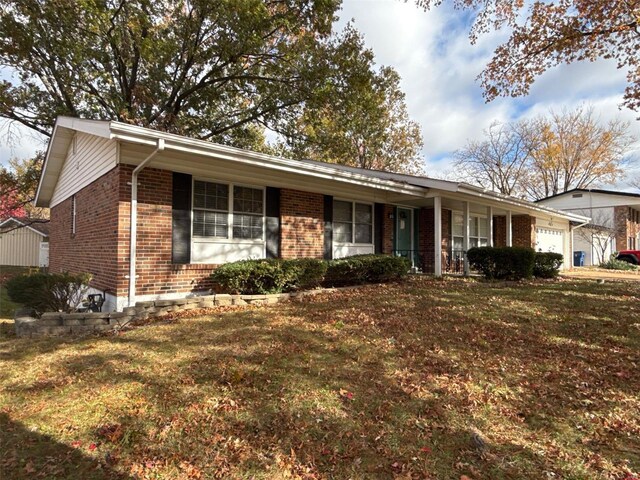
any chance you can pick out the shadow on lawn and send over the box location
[0,413,130,480]
[1,278,638,478]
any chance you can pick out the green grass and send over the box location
[1,276,639,479]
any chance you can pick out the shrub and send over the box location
[210,259,293,295]
[5,272,92,314]
[211,255,409,294]
[533,252,564,278]
[600,258,638,271]
[324,254,411,287]
[467,246,535,280]
[283,258,328,290]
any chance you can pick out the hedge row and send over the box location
[467,247,563,280]
[210,255,411,295]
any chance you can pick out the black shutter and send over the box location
[265,187,281,259]
[172,172,192,264]
[323,195,333,260]
[374,203,384,254]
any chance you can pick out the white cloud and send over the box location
[336,0,640,177]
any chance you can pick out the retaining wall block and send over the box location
[198,300,215,308]
[62,318,83,326]
[84,316,110,326]
[70,325,97,335]
[135,301,155,308]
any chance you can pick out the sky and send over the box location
[2,0,640,188]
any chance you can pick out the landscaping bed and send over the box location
[0,276,638,479]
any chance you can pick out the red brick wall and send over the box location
[614,206,640,250]
[49,166,121,294]
[381,204,394,254]
[280,189,325,259]
[512,215,536,248]
[494,216,506,247]
[116,165,216,298]
[492,215,535,248]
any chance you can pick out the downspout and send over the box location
[128,139,165,307]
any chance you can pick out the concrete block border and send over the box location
[14,286,354,338]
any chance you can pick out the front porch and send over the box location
[384,196,538,275]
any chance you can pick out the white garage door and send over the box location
[535,227,564,253]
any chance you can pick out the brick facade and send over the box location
[512,215,536,248]
[381,204,395,254]
[49,166,121,295]
[492,215,535,248]
[493,216,507,247]
[280,189,325,259]
[115,165,217,298]
[614,206,640,250]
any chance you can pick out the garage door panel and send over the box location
[535,227,564,253]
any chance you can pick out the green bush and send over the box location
[533,252,564,278]
[211,255,409,294]
[467,246,535,280]
[324,254,411,287]
[210,259,293,295]
[600,258,638,271]
[284,258,328,290]
[5,272,92,315]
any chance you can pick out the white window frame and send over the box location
[71,194,77,235]
[332,199,374,246]
[452,211,488,250]
[191,178,266,244]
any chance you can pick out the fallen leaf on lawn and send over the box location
[88,443,97,451]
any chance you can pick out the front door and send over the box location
[396,208,413,259]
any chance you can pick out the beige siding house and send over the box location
[0,218,50,267]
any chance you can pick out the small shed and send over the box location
[0,217,50,267]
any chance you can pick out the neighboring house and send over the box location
[34,117,589,312]
[0,217,50,267]
[538,189,640,266]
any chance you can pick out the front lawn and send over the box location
[1,277,638,479]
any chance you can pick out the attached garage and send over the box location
[535,227,564,254]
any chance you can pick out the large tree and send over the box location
[454,107,634,200]
[280,27,424,174]
[0,0,339,145]
[417,1,640,113]
[453,121,529,196]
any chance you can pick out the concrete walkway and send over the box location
[562,267,640,282]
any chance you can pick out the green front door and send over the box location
[396,208,413,255]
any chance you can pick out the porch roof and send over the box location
[35,117,589,224]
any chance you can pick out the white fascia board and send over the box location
[456,185,590,223]
[109,123,429,198]
[56,117,112,138]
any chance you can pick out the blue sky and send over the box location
[2,0,639,187]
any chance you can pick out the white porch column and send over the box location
[486,206,493,247]
[463,201,470,275]
[434,196,442,276]
[506,210,513,247]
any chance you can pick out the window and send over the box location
[333,200,373,244]
[233,186,263,240]
[452,213,488,250]
[630,237,637,250]
[71,195,76,235]
[193,180,263,240]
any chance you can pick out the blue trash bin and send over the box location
[573,251,585,267]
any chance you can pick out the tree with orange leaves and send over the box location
[417,1,640,113]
